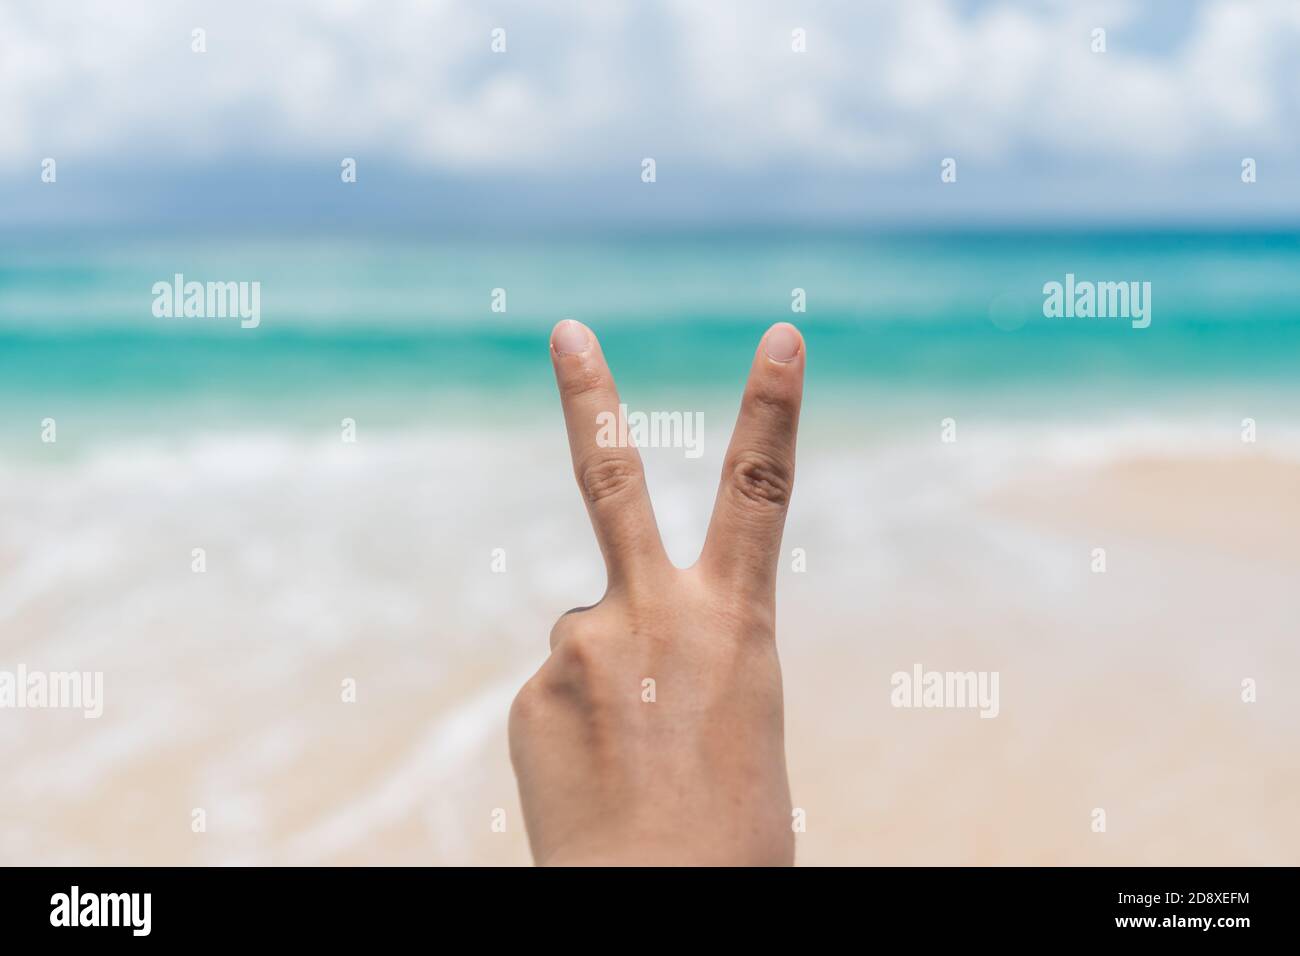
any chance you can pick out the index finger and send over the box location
[550,320,669,587]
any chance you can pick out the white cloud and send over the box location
[1,0,1297,174]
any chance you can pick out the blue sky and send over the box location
[2,0,1298,230]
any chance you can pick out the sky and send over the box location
[2,0,1298,230]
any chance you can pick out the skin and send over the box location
[508,319,806,866]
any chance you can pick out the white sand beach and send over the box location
[2,416,1296,865]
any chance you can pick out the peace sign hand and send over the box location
[509,319,805,866]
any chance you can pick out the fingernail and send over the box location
[553,320,590,356]
[764,323,801,363]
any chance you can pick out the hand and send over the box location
[508,319,806,866]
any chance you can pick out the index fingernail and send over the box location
[764,324,801,363]
[553,320,590,356]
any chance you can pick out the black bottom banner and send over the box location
[0,865,1282,943]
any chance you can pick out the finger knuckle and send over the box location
[728,449,794,508]
[579,454,643,505]
[548,604,596,648]
[550,627,602,678]
[749,386,799,425]
[715,590,777,635]
[509,677,545,728]
[547,616,573,649]
[557,366,606,402]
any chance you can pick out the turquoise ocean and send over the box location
[2,231,1298,446]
